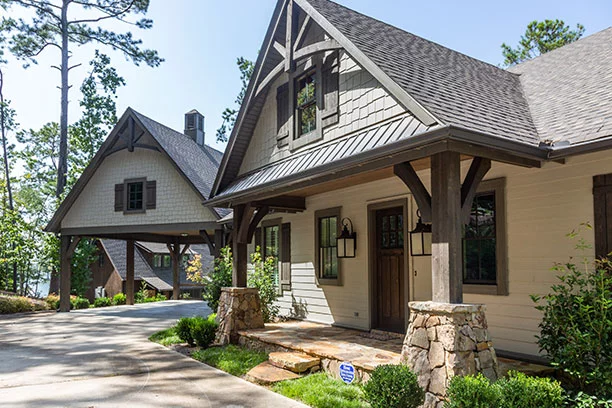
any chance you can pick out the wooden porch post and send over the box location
[59,235,71,312]
[214,229,225,258]
[172,240,181,299]
[126,240,135,305]
[431,151,463,304]
[232,204,248,287]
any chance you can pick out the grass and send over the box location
[148,327,183,346]
[192,345,268,377]
[273,372,368,408]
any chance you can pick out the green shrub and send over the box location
[567,392,612,408]
[93,297,112,308]
[498,371,564,408]
[531,227,612,397]
[0,295,36,314]
[249,249,279,323]
[446,373,501,408]
[192,314,218,348]
[202,246,232,311]
[71,296,90,310]
[112,293,126,305]
[362,364,424,408]
[45,294,60,309]
[176,317,196,346]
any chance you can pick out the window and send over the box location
[296,71,317,138]
[462,178,508,295]
[315,207,341,285]
[162,255,171,268]
[153,254,162,268]
[127,181,144,211]
[114,178,155,214]
[264,223,280,288]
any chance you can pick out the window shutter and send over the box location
[276,83,290,147]
[321,52,339,128]
[593,173,612,258]
[114,183,124,212]
[146,180,157,209]
[254,227,262,251]
[280,223,291,288]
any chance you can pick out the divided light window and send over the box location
[127,181,144,211]
[315,207,341,284]
[463,192,496,285]
[296,71,317,138]
[264,224,280,288]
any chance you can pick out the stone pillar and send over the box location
[215,287,265,345]
[401,301,500,408]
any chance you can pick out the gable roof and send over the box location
[100,239,159,281]
[509,27,612,146]
[46,108,224,233]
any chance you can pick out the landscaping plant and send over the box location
[93,297,112,308]
[200,246,232,311]
[362,364,424,408]
[176,316,197,346]
[249,248,279,323]
[191,314,218,348]
[112,293,126,305]
[446,372,501,408]
[531,226,612,398]
[70,296,90,310]
[274,372,367,408]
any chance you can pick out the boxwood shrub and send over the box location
[176,314,218,348]
[70,296,90,310]
[93,297,112,308]
[112,293,126,305]
[362,364,424,408]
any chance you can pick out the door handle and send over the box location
[414,270,417,277]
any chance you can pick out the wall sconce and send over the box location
[337,217,356,258]
[410,210,432,256]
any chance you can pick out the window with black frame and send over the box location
[264,224,280,288]
[463,191,497,285]
[318,215,338,280]
[296,71,317,138]
[127,181,144,211]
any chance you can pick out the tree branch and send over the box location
[68,0,136,25]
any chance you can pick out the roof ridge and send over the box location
[311,0,517,77]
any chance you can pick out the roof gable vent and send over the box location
[184,109,205,146]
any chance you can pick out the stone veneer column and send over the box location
[215,287,265,345]
[401,301,500,408]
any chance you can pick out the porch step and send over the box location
[369,329,405,340]
[269,351,320,373]
[245,362,301,385]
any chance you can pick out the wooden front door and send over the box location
[375,207,405,333]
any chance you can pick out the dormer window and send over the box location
[296,71,317,137]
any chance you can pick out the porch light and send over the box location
[410,210,432,256]
[337,218,357,258]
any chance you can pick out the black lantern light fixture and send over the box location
[337,217,357,258]
[410,210,432,256]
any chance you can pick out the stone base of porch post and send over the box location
[215,287,265,345]
[401,301,500,408]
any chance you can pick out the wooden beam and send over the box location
[180,244,191,257]
[293,39,342,62]
[285,0,296,72]
[247,206,270,244]
[126,240,135,305]
[237,203,256,244]
[255,61,284,98]
[127,117,135,152]
[273,41,285,56]
[214,229,225,258]
[94,233,205,245]
[394,162,432,223]
[253,196,306,212]
[199,230,215,257]
[168,240,181,300]
[460,157,491,223]
[66,236,82,258]
[59,235,72,312]
[232,205,248,287]
[431,152,463,304]
[293,14,311,51]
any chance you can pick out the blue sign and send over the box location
[339,362,355,384]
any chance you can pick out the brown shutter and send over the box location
[146,180,157,209]
[254,227,262,251]
[321,51,339,128]
[593,173,612,258]
[280,223,291,288]
[114,183,124,212]
[276,83,290,147]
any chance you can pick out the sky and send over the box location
[1,0,611,155]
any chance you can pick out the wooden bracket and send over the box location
[247,206,270,244]
[237,203,256,244]
[293,39,342,62]
[460,157,491,223]
[394,162,432,223]
[285,0,297,72]
[293,15,311,52]
[199,230,215,256]
[66,236,82,260]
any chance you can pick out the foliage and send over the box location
[191,313,218,348]
[362,364,424,408]
[567,392,612,408]
[216,57,254,142]
[248,248,279,323]
[1,0,162,197]
[192,344,268,377]
[180,292,191,300]
[44,293,59,309]
[446,372,500,408]
[531,226,612,397]
[273,372,367,408]
[0,294,48,314]
[502,19,584,66]
[70,240,97,297]
[148,326,182,346]
[186,254,206,284]
[112,293,126,305]
[202,246,232,311]
[70,296,90,310]
[93,296,112,308]
[140,293,167,303]
[176,316,197,346]
[446,371,565,408]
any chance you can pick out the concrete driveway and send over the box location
[0,300,306,407]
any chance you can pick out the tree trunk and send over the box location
[56,0,70,198]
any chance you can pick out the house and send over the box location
[46,109,230,311]
[205,0,612,369]
[84,239,212,301]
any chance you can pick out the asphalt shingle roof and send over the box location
[132,110,223,199]
[306,0,539,146]
[100,239,157,281]
[509,27,612,145]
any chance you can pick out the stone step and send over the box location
[269,351,321,373]
[369,329,405,340]
[245,362,301,385]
